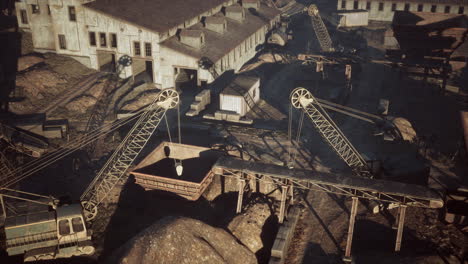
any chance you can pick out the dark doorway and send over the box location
[175,68,198,90]
[145,60,153,82]
[97,51,116,72]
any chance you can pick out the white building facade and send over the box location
[337,0,468,21]
[15,0,280,88]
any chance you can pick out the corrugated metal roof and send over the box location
[56,204,82,219]
[5,211,55,228]
[84,0,228,33]
[369,0,468,4]
[222,75,259,96]
[160,3,280,62]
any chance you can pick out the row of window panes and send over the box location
[341,1,465,14]
[133,42,152,57]
[89,32,117,48]
[28,5,76,21]
[58,217,85,236]
[220,31,260,72]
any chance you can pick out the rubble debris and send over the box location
[391,117,417,142]
[108,216,258,264]
[65,95,98,113]
[228,202,275,254]
[17,55,44,72]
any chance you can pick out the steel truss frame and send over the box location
[291,88,372,178]
[215,167,441,209]
[80,89,179,221]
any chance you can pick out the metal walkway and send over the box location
[213,157,443,210]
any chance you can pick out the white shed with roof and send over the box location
[219,75,260,116]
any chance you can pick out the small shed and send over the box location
[219,75,260,116]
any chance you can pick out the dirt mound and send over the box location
[228,202,276,255]
[259,53,284,63]
[108,216,258,264]
[17,55,44,71]
[66,95,97,113]
[120,90,159,111]
[16,68,67,97]
[392,117,417,142]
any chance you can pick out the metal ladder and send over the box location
[308,5,333,52]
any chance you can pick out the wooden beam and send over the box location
[236,178,245,213]
[279,185,288,223]
[395,205,407,252]
[344,197,359,262]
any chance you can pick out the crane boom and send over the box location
[80,88,179,221]
[290,87,372,178]
[308,5,333,52]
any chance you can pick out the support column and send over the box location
[279,185,288,223]
[344,197,359,262]
[236,178,245,214]
[0,195,5,219]
[289,182,294,204]
[395,205,407,252]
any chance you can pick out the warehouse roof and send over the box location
[369,0,468,4]
[84,0,228,33]
[222,75,260,96]
[160,3,280,62]
[393,11,468,26]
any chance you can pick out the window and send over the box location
[58,34,66,49]
[134,42,141,56]
[444,6,450,13]
[31,4,40,14]
[378,2,384,11]
[71,217,85,233]
[366,2,371,10]
[68,6,76,21]
[47,5,51,15]
[431,5,436,12]
[58,219,71,235]
[341,0,346,9]
[459,6,465,14]
[200,35,204,45]
[417,4,423,11]
[391,3,396,11]
[89,32,96,46]
[404,3,410,11]
[110,33,117,48]
[353,0,358,9]
[144,42,151,57]
[99,32,106,47]
[20,9,28,24]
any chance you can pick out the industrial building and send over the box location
[337,0,468,22]
[14,0,280,88]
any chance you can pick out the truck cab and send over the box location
[4,203,94,262]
